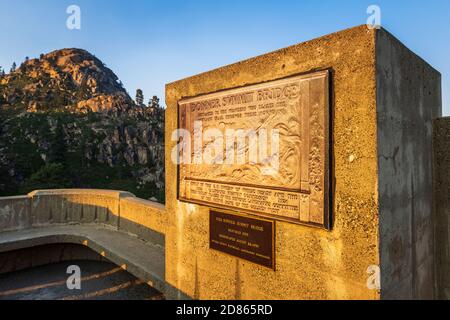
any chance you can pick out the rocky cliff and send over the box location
[0,49,165,201]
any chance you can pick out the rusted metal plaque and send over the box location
[178,71,330,228]
[210,210,275,269]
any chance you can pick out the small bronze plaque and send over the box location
[177,70,330,229]
[210,210,275,269]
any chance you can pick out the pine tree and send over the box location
[10,62,16,73]
[136,89,144,106]
[149,96,160,109]
[21,57,30,72]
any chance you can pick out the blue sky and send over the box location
[0,0,449,113]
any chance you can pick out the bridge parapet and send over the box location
[0,195,31,232]
[0,189,184,299]
[30,189,133,229]
[0,189,166,243]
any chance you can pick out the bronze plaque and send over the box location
[178,71,330,228]
[210,210,275,269]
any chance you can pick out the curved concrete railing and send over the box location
[0,189,187,299]
[0,189,166,238]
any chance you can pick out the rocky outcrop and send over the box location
[0,48,132,112]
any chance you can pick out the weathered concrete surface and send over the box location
[119,197,167,246]
[166,25,381,300]
[0,189,166,244]
[0,196,31,232]
[29,189,134,228]
[164,25,442,300]
[433,117,450,299]
[376,29,442,300]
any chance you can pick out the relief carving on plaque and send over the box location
[176,71,330,228]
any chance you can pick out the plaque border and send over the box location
[209,209,276,270]
[176,69,332,230]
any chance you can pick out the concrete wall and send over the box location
[120,197,167,246]
[0,190,165,246]
[0,196,31,232]
[29,189,130,228]
[434,117,450,299]
[166,25,381,300]
[376,29,442,299]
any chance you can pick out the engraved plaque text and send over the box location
[178,71,330,228]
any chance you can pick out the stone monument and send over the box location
[165,25,441,299]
